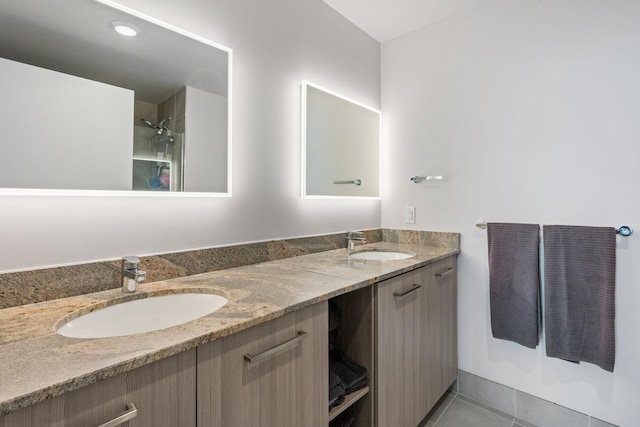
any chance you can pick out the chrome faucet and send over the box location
[121,256,146,293]
[346,231,366,254]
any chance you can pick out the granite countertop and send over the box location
[0,241,458,416]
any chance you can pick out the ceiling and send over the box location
[0,0,485,101]
[323,0,487,43]
[0,0,229,104]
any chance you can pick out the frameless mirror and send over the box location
[301,81,380,198]
[0,0,231,194]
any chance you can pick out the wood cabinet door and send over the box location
[0,350,197,427]
[376,268,426,427]
[197,301,328,427]
[436,256,458,395]
[423,256,458,411]
[376,257,458,427]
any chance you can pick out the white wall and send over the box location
[0,57,133,191]
[381,0,640,425]
[0,0,380,272]
[184,87,227,193]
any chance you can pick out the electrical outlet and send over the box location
[404,207,416,224]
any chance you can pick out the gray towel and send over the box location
[488,222,541,349]
[329,371,345,409]
[543,225,616,372]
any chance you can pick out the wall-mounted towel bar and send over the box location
[474,220,633,236]
[333,179,362,186]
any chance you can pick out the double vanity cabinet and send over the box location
[0,254,457,427]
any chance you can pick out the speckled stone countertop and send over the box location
[0,240,458,416]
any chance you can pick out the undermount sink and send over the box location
[349,250,415,261]
[56,292,228,339]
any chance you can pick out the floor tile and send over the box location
[458,393,515,421]
[421,392,455,425]
[436,397,513,427]
[514,420,537,427]
[590,417,618,427]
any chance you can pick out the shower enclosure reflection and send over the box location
[133,89,184,192]
[134,116,182,192]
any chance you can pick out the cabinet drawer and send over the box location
[0,350,197,427]
[197,302,328,427]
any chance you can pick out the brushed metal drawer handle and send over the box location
[436,267,456,278]
[97,402,138,427]
[393,284,421,297]
[244,330,308,364]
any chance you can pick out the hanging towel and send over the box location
[488,222,541,349]
[543,225,616,372]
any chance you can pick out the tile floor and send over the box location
[449,371,617,427]
[421,392,531,427]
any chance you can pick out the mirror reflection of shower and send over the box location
[132,88,186,192]
[140,117,175,143]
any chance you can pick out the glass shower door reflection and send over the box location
[132,126,183,191]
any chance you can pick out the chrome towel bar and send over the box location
[474,220,632,236]
[334,179,362,186]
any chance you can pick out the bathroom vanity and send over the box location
[0,241,458,427]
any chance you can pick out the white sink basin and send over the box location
[349,250,415,261]
[56,293,228,338]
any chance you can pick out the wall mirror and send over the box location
[301,81,380,199]
[0,0,231,195]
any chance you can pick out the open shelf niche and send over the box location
[328,285,374,427]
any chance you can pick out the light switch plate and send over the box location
[404,207,416,224]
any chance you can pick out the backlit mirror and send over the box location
[0,0,231,195]
[301,81,380,198]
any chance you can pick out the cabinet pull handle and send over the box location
[97,402,138,427]
[393,284,421,297]
[436,267,456,278]
[244,330,308,364]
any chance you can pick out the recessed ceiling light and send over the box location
[110,21,140,37]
